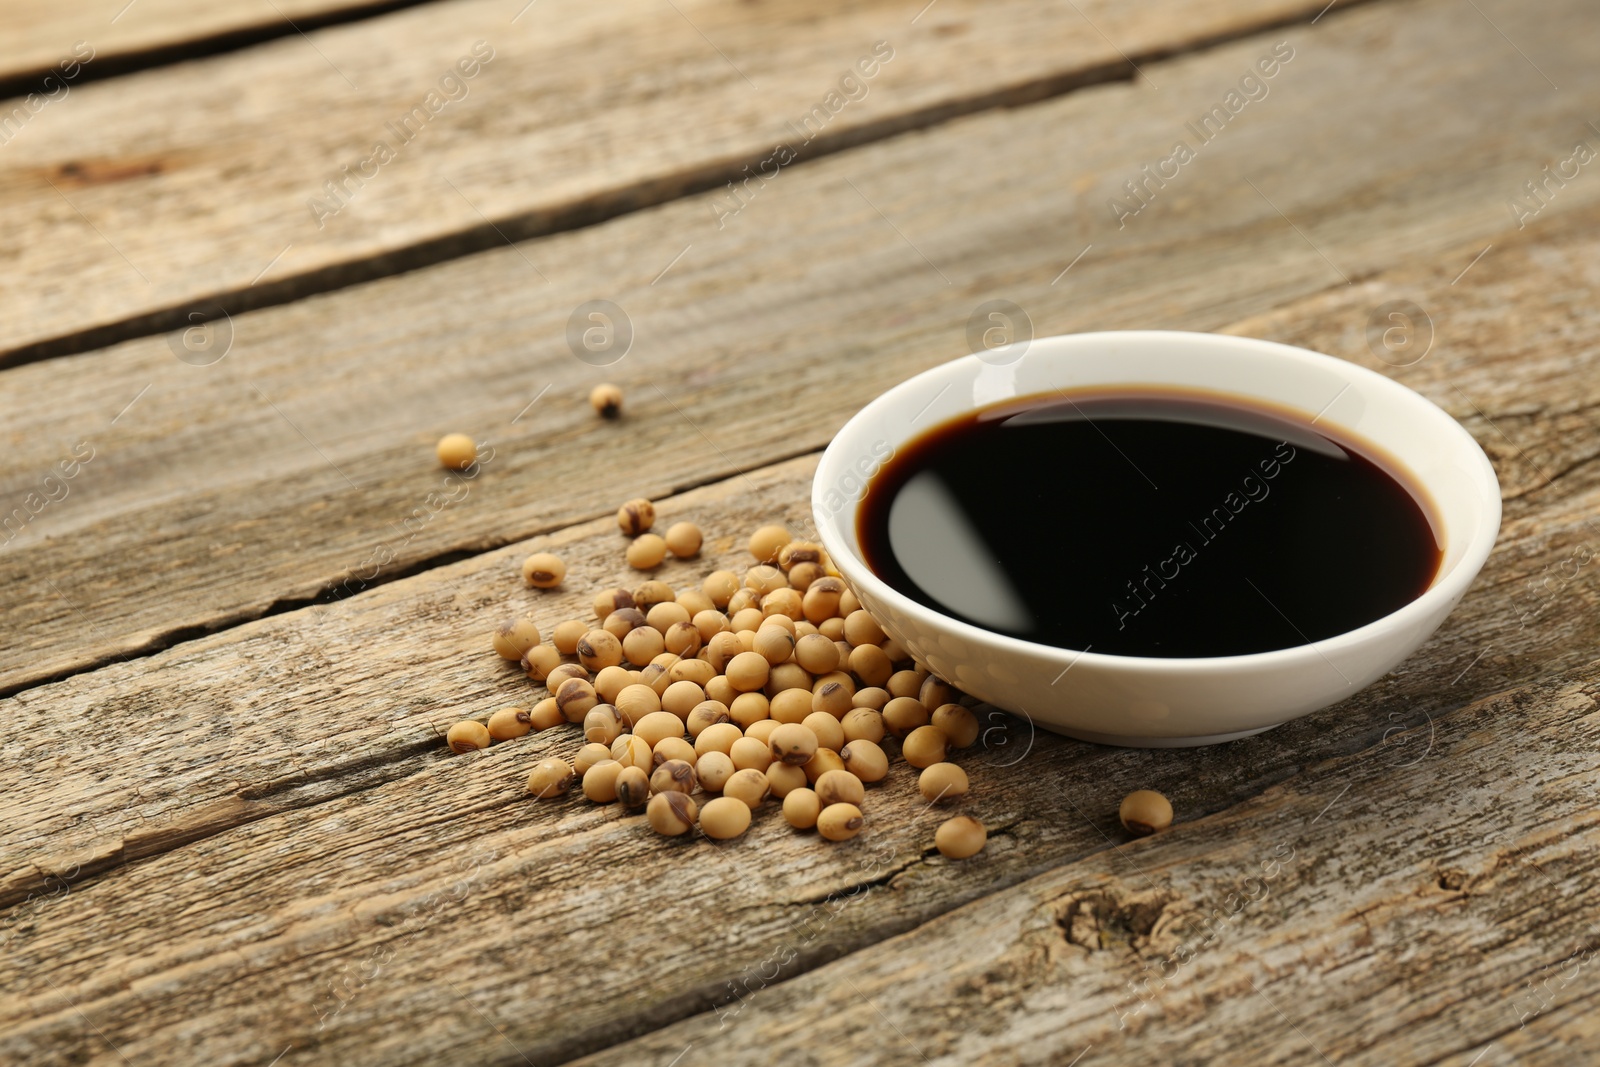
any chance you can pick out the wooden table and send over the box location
[3,0,1597,1063]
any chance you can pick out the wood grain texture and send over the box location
[4,186,1600,1057]
[4,0,1598,693]
[0,0,437,94]
[4,448,1598,1066]
[569,665,1600,1067]
[0,0,1339,362]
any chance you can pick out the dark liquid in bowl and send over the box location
[857,387,1443,658]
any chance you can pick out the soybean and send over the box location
[582,760,625,802]
[627,534,668,570]
[935,816,987,859]
[768,688,812,724]
[528,697,565,731]
[487,706,533,741]
[633,710,685,749]
[814,768,865,807]
[852,687,890,711]
[753,626,796,666]
[788,561,824,591]
[665,522,703,559]
[603,607,646,641]
[765,761,808,798]
[801,577,846,623]
[687,700,733,739]
[696,750,736,792]
[901,725,948,769]
[611,734,653,771]
[813,682,854,720]
[617,498,656,536]
[436,433,477,471]
[555,677,599,722]
[446,720,491,753]
[777,541,822,571]
[594,665,633,704]
[677,589,715,616]
[743,719,781,745]
[843,610,885,647]
[918,763,969,803]
[645,602,690,630]
[590,383,623,418]
[653,736,697,767]
[593,586,635,620]
[766,663,811,696]
[702,570,740,607]
[769,722,818,766]
[783,788,822,830]
[578,629,624,671]
[745,566,787,596]
[729,736,774,772]
[632,580,676,610]
[762,588,804,620]
[661,679,705,719]
[795,633,839,674]
[887,669,926,699]
[931,704,980,748]
[849,644,893,688]
[840,708,886,745]
[615,683,662,725]
[748,524,791,563]
[575,742,614,776]
[840,739,888,783]
[801,712,845,752]
[664,620,702,657]
[650,758,697,796]
[546,663,590,693]
[802,748,845,784]
[701,796,753,840]
[728,692,770,729]
[648,791,697,836]
[669,657,718,687]
[527,757,575,798]
[521,644,562,682]
[817,803,864,842]
[622,625,667,666]
[492,617,542,660]
[1119,790,1174,836]
[725,651,770,693]
[919,676,954,709]
[616,765,651,808]
[522,552,566,589]
[723,768,771,809]
[882,696,930,738]
[585,703,627,748]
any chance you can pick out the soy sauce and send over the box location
[857,387,1442,658]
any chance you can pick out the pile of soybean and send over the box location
[448,498,987,858]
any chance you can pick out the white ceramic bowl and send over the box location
[812,331,1501,746]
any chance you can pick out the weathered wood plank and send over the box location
[568,666,1600,1067]
[3,0,1596,692]
[0,0,1338,362]
[0,0,434,95]
[1,279,1598,1064]
[3,462,1597,1064]
[1,427,1595,1064]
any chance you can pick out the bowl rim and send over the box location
[811,329,1503,674]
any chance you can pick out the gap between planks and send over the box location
[0,0,452,102]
